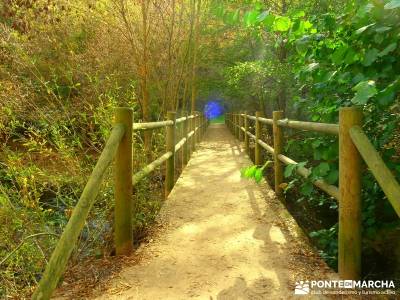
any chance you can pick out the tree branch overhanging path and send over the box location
[62,124,335,299]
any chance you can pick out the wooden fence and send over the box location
[226,107,400,280]
[32,108,208,300]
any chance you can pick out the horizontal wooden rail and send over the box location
[228,107,400,280]
[32,124,126,300]
[176,116,188,124]
[278,154,339,200]
[244,129,339,199]
[33,109,209,299]
[133,120,174,130]
[259,117,273,125]
[350,126,400,217]
[175,137,187,152]
[278,119,339,135]
[133,152,173,185]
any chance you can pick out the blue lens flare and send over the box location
[204,101,224,119]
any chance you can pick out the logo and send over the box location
[294,279,396,296]
[295,281,310,295]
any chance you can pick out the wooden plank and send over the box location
[114,107,133,256]
[277,119,338,135]
[339,107,363,280]
[350,126,400,217]
[32,124,125,300]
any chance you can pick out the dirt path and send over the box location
[94,124,335,299]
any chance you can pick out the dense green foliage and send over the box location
[0,0,195,297]
[204,0,400,276]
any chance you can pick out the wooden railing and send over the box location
[32,108,208,300]
[226,107,400,280]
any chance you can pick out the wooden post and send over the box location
[238,111,243,141]
[244,112,249,154]
[196,112,200,143]
[183,112,189,167]
[191,112,196,152]
[165,111,176,197]
[114,107,133,255]
[255,111,263,165]
[339,107,363,280]
[273,111,284,195]
[32,124,126,300]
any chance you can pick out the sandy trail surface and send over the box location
[92,124,335,300]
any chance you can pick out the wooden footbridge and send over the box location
[31,107,400,299]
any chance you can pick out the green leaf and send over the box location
[375,26,392,33]
[300,182,314,196]
[254,168,263,183]
[355,23,375,35]
[385,0,400,9]
[295,36,310,54]
[362,48,379,66]
[273,16,291,32]
[378,43,397,57]
[303,62,319,72]
[344,48,358,64]
[284,163,297,178]
[243,10,259,27]
[257,11,269,22]
[292,10,305,18]
[376,79,399,106]
[351,80,378,104]
[262,14,275,28]
[325,169,339,185]
[244,166,257,178]
[313,162,330,177]
[331,45,348,65]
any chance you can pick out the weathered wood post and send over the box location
[191,112,196,152]
[165,111,176,197]
[244,112,249,154]
[255,111,262,165]
[114,107,133,255]
[273,111,284,195]
[196,112,200,143]
[339,107,363,280]
[183,112,189,167]
[239,111,244,141]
